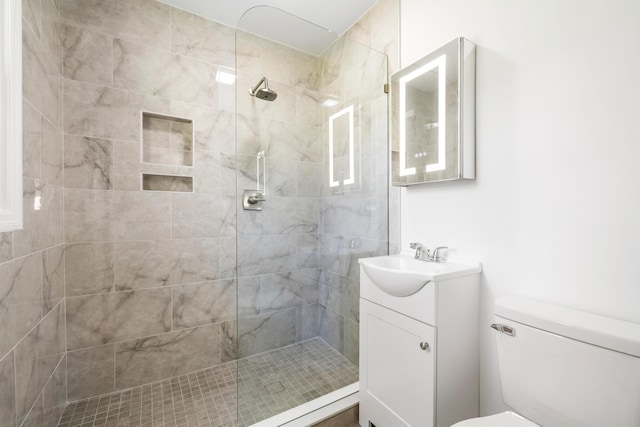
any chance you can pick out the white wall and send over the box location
[400,0,640,415]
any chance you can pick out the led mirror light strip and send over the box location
[399,54,447,176]
[328,105,355,188]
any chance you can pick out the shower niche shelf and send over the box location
[142,174,193,192]
[141,111,194,167]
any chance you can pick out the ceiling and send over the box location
[157,0,378,54]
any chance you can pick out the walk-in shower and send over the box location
[234,6,389,426]
[50,2,387,426]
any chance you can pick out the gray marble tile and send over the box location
[114,239,221,291]
[237,235,297,277]
[0,233,12,264]
[66,344,115,401]
[63,78,170,142]
[14,179,63,258]
[238,276,260,317]
[318,306,344,354]
[236,113,260,156]
[321,194,387,241]
[23,99,41,132]
[66,288,171,350]
[113,189,177,237]
[319,234,386,281]
[20,397,43,427]
[112,140,141,191]
[62,24,113,86]
[238,309,296,358]
[62,0,171,49]
[65,190,171,243]
[65,243,114,296]
[193,150,220,194]
[63,189,111,243]
[261,38,318,91]
[261,197,318,235]
[42,356,65,427]
[220,320,237,363]
[265,157,297,197]
[297,161,321,197]
[0,352,16,427]
[23,12,62,130]
[296,303,320,342]
[64,135,113,190]
[219,236,236,279]
[15,303,64,424]
[113,39,219,107]
[319,270,359,322]
[115,324,221,390]
[23,0,41,39]
[170,8,234,67]
[260,269,318,312]
[40,0,63,76]
[259,118,320,162]
[42,245,64,314]
[235,31,261,75]
[297,233,319,269]
[0,253,43,356]
[344,318,359,366]
[172,194,235,239]
[171,101,235,154]
[40,125,63,186]
[295,87,320,129]
[172,279,236,329]
[22,130,41,180]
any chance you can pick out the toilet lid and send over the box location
[451,411,539,427]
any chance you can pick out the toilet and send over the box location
[453,296,640,427]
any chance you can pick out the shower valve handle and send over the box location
[247,192,266,204]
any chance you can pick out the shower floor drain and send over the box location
[264,381,286,395]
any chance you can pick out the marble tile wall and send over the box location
[315,12,396,363]
[60,0,238,401]
[235,31,324,359]
[0,1,67,426]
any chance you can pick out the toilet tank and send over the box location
[493,296,640,427]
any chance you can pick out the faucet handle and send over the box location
[409,242,420,249]
[432,246,448,262]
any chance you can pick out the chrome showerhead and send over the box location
[249,77,278,101]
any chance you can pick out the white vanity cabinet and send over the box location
[359,255,481,427]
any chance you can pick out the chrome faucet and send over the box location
[409,243,448,262]
[409,242,430,260]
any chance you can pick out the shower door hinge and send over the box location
[384,83,389,94]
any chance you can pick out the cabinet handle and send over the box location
[419,342,430,351]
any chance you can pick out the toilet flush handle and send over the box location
[419,342,430,351]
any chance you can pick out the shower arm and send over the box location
[249,77,268,96]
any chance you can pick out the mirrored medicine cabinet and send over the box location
[391,37,476,186]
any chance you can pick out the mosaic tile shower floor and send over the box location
[57,338,358,427]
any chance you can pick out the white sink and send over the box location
[359,254,482,297]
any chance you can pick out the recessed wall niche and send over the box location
[141,112,194,167]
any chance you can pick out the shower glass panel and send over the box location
[235,7,389,425]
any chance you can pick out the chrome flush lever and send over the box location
[491,324,516,337]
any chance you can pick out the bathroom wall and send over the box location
[234,29,324,359]
[400,0,640,415]
[0,0,67,426]
[61,0,237,400]
[316,37,390,364]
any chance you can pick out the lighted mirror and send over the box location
[391,37,475,186]
[0,0,23,231]
[329,105,355,188]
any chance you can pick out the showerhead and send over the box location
[249,77,278,101]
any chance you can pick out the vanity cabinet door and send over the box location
[360,298,436,427]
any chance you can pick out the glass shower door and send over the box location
[234,7,389,425]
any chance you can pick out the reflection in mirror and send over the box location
[329,105,355,187]
[392,37,475,186]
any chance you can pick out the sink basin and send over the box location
[359,254,482,297]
